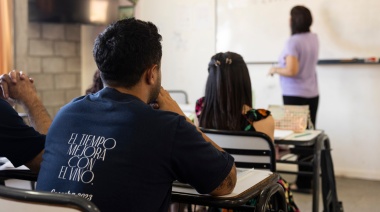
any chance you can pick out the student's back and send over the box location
[196,51,299,212]
[37,88,234,211]
[36,18,236,212]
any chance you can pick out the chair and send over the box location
[256,183,287,212]
[0,184,100,212]
[320,134,344,212]
[198,128,283,212]
[0,169,38,189]
[200,128,276,172]
[0,169,99,212]
[168,90,189,104]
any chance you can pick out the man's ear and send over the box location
[145,64,159,85]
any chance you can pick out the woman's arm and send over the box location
[242,105,275,141]
[269,55,299,77]
[243,105,279,159]
[252,115,275,141]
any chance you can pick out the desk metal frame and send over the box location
[1,170,286,211]
[275,132,337,212]
[171,174,287,212]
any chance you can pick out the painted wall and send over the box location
[135,0,215,105]
[81,25,106,95]
[135,0,380,181]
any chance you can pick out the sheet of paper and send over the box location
[274,129,294,139]
[285,130,323,141]
[172,169,272,198]
[0,161,29,171]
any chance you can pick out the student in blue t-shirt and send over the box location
[36,18,237,212]
[0,71,51,172]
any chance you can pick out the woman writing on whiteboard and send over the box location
[269,5,319,193]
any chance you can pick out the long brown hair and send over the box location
[199,52,252,130]
[85,70,103,94]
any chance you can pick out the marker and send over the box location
[294,133,312,138]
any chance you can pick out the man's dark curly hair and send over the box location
[93,18,162,88]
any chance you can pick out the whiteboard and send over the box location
[216,0,380,63]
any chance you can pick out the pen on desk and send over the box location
[294,133,312,138]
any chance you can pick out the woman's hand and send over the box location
[268,67,277,76]
[269,56,299,77]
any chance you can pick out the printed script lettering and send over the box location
[58,133,117,184]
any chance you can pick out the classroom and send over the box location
[1,0,380,211]
[130,0,380,181]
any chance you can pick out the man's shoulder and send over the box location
[0,98,11,108]
[143,109,196,134]
[0,98,9,110]
[72,95,87,102]
[0,99,18,118]
[147,108,184,122]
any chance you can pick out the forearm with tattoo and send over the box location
[210,165,237,196]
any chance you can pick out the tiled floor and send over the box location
[290,177,380,212]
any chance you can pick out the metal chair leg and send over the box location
[256,183,287,212]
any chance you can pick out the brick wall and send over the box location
[25,23,82,117]
[14,0,82,118]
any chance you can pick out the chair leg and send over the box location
[257,183,287,212]
[321,149,343,212]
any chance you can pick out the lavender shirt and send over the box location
[278,32,319,98]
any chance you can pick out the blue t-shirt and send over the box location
[278,32,319,98]
[37,88,234,212]
[0,99,45,167]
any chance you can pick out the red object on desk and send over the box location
[364,57,379,63]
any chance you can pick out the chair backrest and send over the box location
[200,128,276,172]
[0,185,100,212]
[168,90,189,104]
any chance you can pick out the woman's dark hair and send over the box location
[290,5,312,35]
[85,70,103,94]
[93,18,162,88]
[199,52,252,130]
